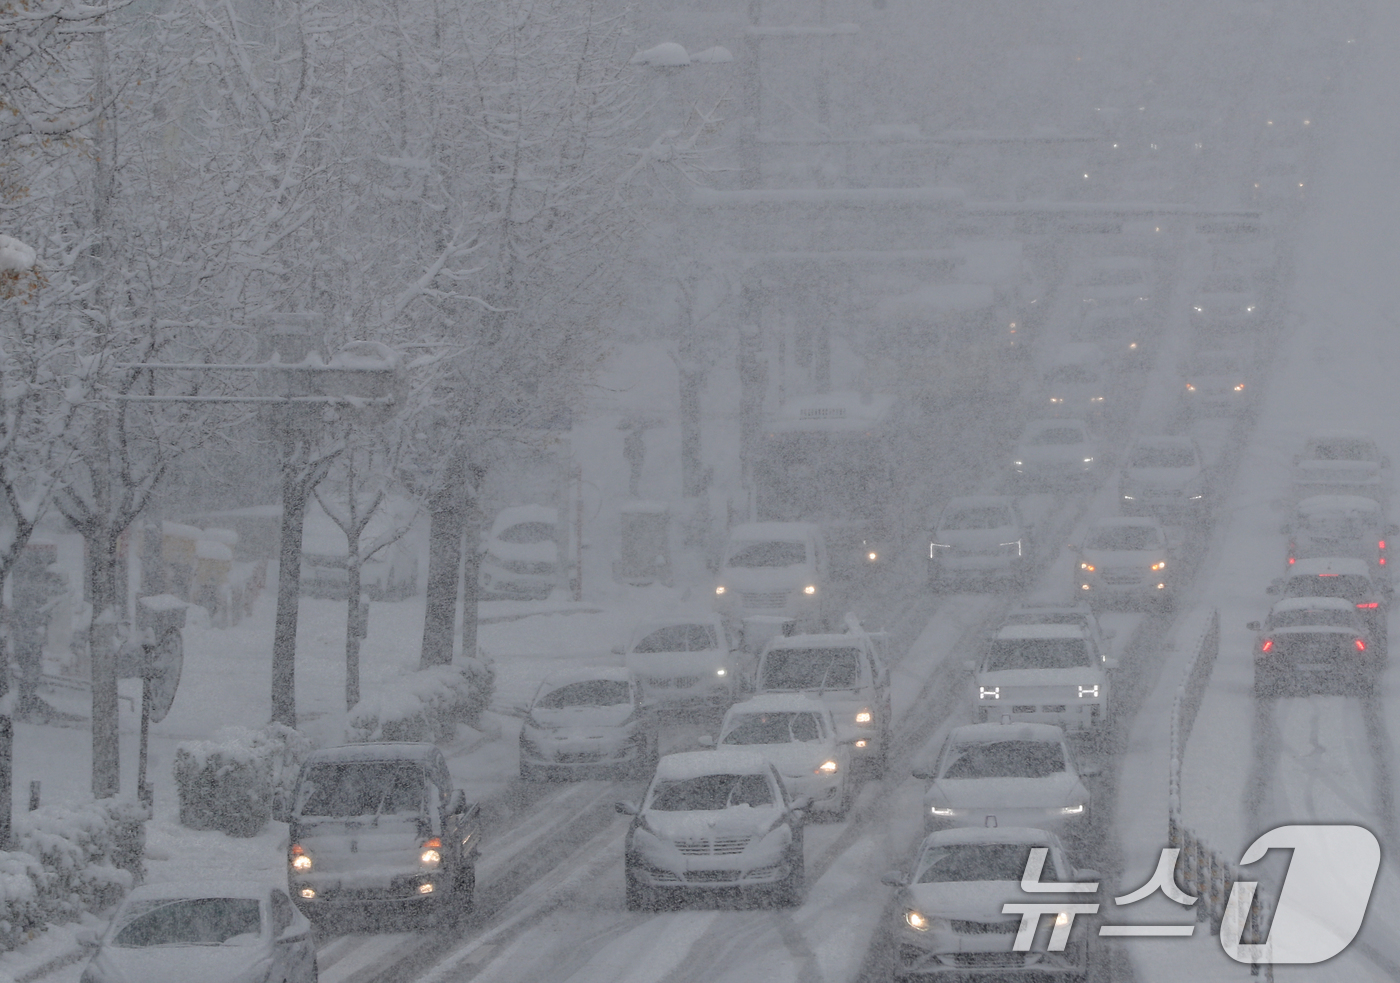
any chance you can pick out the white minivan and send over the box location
[713,522,830,634]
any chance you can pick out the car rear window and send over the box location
[1284,575,1371,600]
[648,773,774,811]
[297,762,426,818]
[760,647,862,690]
[941,740,1066,780]
[986,638,1093,671]
[1269,609,1360,629]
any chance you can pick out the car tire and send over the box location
[624,869,652,912]
[773,843,805,907]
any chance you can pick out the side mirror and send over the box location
[615,801,640,816]
[697,734,716,748]
[911,769,933,781]
[880,870,910,887]
[1246,621,1261,632]
[445,788,466,816]
[1079,764,1102,778]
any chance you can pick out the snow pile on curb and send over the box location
[0,799,144,951]
[174,724,313,837]
[346,658,495,744]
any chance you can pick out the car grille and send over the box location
[946,953,1026,967]
[952,919,1019,935]
[684,870,739,883]
[553,752,605,763]
[741,591,789,609]
[1101,568,1145,584]
[674,835,752,856]
[1013,705,1067,714]
[646,676,702,689]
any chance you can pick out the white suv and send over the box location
[714,522,829,635]
[972,623,1115,734]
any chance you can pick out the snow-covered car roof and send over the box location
[992,623,1089,641]
[654,749,772,781]
[724,693,834,717]
[629,614,725,638]
[1296,495,1383,516]
[943,495,1018,512]
[1007,601,1094,617]
[303,742,440,765]
[946,721,1066,744]
[727,521,819,543]
[490,504,559,532]
[1287,557,1373,578]
[918,825,1063,848]
[1270,596,1360,615]
[123,880,274,903]
[537,666,634,691]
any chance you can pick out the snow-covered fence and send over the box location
[345,657,495,744]
[0,799,145,951]
[175,724,312,837]
[1166,610,1274,971]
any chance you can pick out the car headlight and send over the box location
[803,584,816,595]
[1080,561,1096,572]
[979,686,1000,700]
[1013,460,1023,467]
[1059,803,1086,815]
[1151,560,1166,571]
[929,805,959,816]
[817,759,838,775]
[421,838,443,866]
[716,667,727,677]
[905,909,931,931]
[1083,457,1095,464]
[290,844,312,871]
[1185,382,1196,391]
[1078,685,1099,699]
[867,550,879,562]
[855,709,872,724]
[715,585,726,595]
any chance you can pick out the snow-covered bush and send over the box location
[345,658,495,744]
[174,724,313,837]
[0,798,145,950]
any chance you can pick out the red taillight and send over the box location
[1260,638,1274,653]
[1288,556,1295,565]
[1381,558,1387,566]
[1357,602,1380,609]
[1355,638,1367,652]
[1381,540,1388,550]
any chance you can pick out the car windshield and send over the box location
[632,624,718,653]
[535,680,631,708]
[297,762,425,817]
[1201,274,1251,293]
[1129,446,1196,468]
[1188,356,1247,375]
[1085,525,1161,550]
[496,521,555,544]
[112,898,262,947]
[727,541,807,568]
[941,740,1067,780]
[1269,609,1360,629]
[1046,365,1097,385]
[1305,440,1379,462]
[1003,612,1089,629]
[986,639,1093,671]
[1029,427,1085,447]
[916,844,1043,883]
[648,773,774,811]
[760,647,863,690]
[1298,517,1376,541]
[722,712,823,745]
[1285,575,1371,600]
[941,506,1014,531]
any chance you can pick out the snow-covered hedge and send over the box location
[345,658,495,744]
[174,724,312,837]
[0,799,145,951]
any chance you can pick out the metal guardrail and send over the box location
[1166,609,1274,978]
